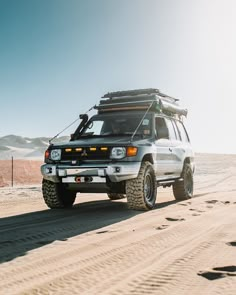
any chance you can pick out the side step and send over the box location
[157,178,182,188]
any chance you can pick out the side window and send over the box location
[176,121,190,142]
[165,118,177,140]
[155,117,169,139]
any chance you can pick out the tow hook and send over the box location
[75,176,93,183]
[75,176,81,183]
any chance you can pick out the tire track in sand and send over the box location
[1,204,234,295]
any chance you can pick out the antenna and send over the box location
[130,101,154,142]
[49,105,95,144]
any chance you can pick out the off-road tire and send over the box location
[107,193,125,200]
[42,179,76,209]
[126,161,157,210]
[173,163,193,200]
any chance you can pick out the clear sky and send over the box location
[0,0,235,154]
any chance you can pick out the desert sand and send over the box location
[0,154,235,294]
[0,159,43,187]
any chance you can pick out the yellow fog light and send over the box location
[65,148,72,152]
[90,147,97,151]
[75,148,82,152]
[100,147,108,151]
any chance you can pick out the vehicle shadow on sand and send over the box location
[0,198,176,264]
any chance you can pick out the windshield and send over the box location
[79,112,153,138]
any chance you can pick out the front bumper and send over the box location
[41,162,141,184]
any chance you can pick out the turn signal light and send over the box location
[90,147,97,151]
[65,148,72,152]
[45,150,50,159]
[75,148,82,152]
[126,146,138,157]
[100,147,108,151]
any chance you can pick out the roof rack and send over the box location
[96,88,187,117]
[102,88,159,98]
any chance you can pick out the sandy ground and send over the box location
[0,154,236,294]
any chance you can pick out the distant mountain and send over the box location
[0,135,69,160]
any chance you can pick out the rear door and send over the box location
[172,119,192,174]
[154,116,176,179]
[165,118,184,175]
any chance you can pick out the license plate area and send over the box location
[62,176,106,183]
[75,176,92,183]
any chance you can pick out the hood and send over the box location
[50,136,132,148]
[49,135,151,149]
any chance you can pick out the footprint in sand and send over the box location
[227,241,236,247]
[165,217,185,222]
[198,271,227,280]
[213,266,236,272]
[205,200,218,204]
[189,208,205,213]
[156,224,169,230]
[221,201,230,205]
[198,265,236,280]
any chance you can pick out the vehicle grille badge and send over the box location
[81,149,88,157]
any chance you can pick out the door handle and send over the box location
[169,148,172,152]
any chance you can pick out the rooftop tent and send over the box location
[95,88,188,117]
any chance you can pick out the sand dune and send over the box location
[0,154,235,294]
[0,135,69,160]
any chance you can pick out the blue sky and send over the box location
[0,0,235,153]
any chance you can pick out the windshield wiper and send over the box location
[101,133,134,137]
[76,132,142,139]
[74,134,100,139]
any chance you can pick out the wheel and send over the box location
[42,179,76,209]
[173,163,193,200]
[126,161,157,210]
[107,193,125,200]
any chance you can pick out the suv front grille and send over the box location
[61,147,111,161]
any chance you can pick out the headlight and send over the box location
[110,147,126,159]
[50,149,61,161]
